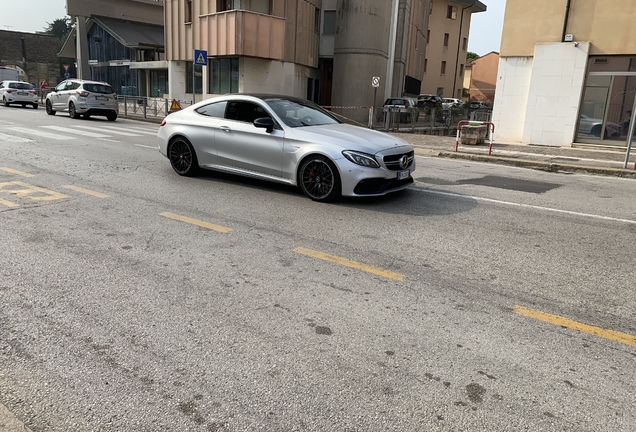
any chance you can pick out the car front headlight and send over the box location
[342,150,380,168]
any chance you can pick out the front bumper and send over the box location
[338,157,416,197]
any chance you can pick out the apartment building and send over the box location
[492,0,636,147]
[421,0,486,100]
[164,0,431,112]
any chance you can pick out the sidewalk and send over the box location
[392,132,636,179]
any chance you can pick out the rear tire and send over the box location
[69,102,80,119]
[3,97,8,107]
[83,114,91,119]
[32,104,38,109]
[168,137,199,176]
[45,100,56,115]
[106,112,117,122]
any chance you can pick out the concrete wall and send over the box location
[0,30,60,86]
[521,42,589,146]
[240,58,319,96]
[501,0,636,57]
[492,42,589,146]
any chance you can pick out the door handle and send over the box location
[219,126,231,132]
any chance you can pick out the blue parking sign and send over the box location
[194,49,208,66]
[64,72,70,79]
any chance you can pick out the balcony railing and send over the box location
[199,10,285,60]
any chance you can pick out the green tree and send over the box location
[466,52,480,62]
[43,17,74,41]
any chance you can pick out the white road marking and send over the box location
[100,125,157,135]
[411,188,636,225]
[98,138,121,143]
[70,125,143,137]
[134,144,159,149]
[0,132,32,143]
[41,125,111,138]
[6,127,75,141]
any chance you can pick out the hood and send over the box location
[287,123,412,155]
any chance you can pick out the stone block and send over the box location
[460,125,488,145]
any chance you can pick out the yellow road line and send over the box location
[294,247,404,281]
[160,212,233,233]
[0,197,19,208]
[0,167,34,177]
[514,305,636,347]
[62,185,109,198]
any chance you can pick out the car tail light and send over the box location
[113,94,117,100]
[77,91,90,97]
[29,90,37,95]
[6,89,14,93]
[160,119,166,127]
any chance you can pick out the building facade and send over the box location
[61,0,167,97]
[492,0,636,147]
[421,0,486,100]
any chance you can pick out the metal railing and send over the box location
[118,95,193,119]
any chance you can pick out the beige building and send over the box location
[421,0,486,99]
[464,51,499,105]
[164,0,434,111]
[493,0,636,147]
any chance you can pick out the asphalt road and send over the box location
[1,105,635,431]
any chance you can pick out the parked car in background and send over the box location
[159,94,416,202]
[0,81,38,108]
[382,97,419,122]
[469,101,490,110]
[442,98,464,110]
[416,94,443,108]
[578,114,621,138]
[45,79,118,121]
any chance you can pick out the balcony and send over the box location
[199,10,285,61]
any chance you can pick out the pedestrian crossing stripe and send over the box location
[6,127,75,141]
[71,125,143,137]
[41,125,111,138]
[0,132,32,143]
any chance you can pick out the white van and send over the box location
[0,67,19,82]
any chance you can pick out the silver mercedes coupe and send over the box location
[157,94,415,202]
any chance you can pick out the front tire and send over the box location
[169,137,199,176]
[69,102,80,119]
[299,156,341,203]
[46,100,56,115]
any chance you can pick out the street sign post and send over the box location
[192,49,208,104]
[372,76,380,108]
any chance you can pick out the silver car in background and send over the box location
[0,81,39,109]
[45,79,118,121]
[158,94,415,202]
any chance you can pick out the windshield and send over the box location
[264,98,340,128]
[83,83,114,94]
[9,82,33,90]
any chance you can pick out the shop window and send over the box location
[209,58,239,94]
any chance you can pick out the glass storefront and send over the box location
[576,56,636,146]
[209,58,239,95]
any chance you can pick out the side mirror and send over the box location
[254,117,275,133]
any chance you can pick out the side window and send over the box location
[70,82,81,90]
[195,101,228,118]
[225,101,270,123]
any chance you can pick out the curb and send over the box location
[119,115,163,125]
[413,148,636,179]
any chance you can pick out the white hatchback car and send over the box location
[0,81,39,109]
[45,79,118,121]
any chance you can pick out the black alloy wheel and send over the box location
[169,137,199,176]
[46,100,55,115]
[69,102,80,119]
[299,156,341,202]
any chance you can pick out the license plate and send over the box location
[397,170,410,180]
[18,92,27,96]
[96,96,108,101]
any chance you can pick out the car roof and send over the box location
[1,80,31,84]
